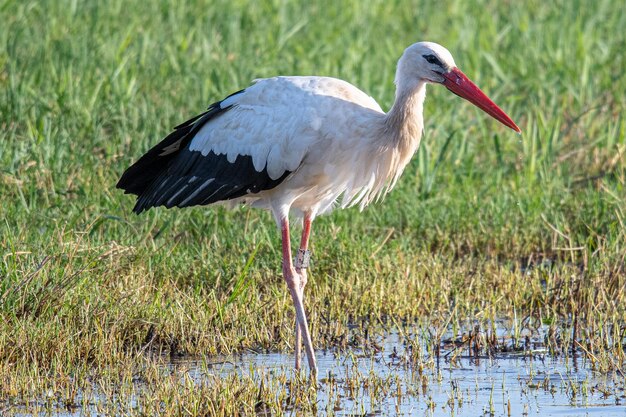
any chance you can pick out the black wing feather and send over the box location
[116,104,222,196]
[117,89,292,214]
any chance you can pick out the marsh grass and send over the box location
[1,0,625,415]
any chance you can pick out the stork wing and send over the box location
[117,85,305,214]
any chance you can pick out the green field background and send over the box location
[0,0,625,412]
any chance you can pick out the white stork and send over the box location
[117,41,520,373]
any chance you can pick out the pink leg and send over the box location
[280,216,317,372]
[294,213,313,370]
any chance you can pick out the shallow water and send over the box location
[210,350,621,414]
[166,329,626,417]
[9,328,626,416]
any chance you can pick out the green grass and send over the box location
[1,0,625,415]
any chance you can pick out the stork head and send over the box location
[398,42,521,133]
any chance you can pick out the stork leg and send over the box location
[294,212,313,370]
[280,216,317,372]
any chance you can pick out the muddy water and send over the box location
[175,330,625,416]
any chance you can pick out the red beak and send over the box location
[441,67,521,133]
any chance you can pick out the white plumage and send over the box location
[188,75,406,217]
[118,41,520,373]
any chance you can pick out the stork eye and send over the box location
[423,54,443,67]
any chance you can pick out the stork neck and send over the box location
[382,80,426,145]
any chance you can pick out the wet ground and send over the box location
[186,330,625,416]
[7,325,626,416]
